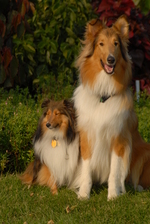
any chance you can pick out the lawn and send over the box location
[0,174,150,224]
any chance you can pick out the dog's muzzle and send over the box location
[100,55,116,75]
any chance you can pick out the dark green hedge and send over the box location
[0,0,96,98]
[0,87,41,173]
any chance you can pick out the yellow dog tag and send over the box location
[51,139,57,148]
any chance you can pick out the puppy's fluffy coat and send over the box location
[20,99,79,194]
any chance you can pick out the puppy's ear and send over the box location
[63,99,74,110]
[41,99,50,108]
[113,15,129,40]
[85,19,103,42]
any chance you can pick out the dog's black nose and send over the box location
[107,55,115,65]
[46,122,51,128]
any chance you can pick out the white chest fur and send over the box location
[73,83,131,184]
[34,131,79,186]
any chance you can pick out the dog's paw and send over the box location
[78,193,89,200]
[77,181,91,200]
[78,189,90,200]
[120,184,126,194]
[107,194,117,201]
[107,188,118,201]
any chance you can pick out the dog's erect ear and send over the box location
[63,99,74,110]
[85,19,103,41]
[41,99,50,108]
[113,15,129,39]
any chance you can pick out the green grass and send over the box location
[1,174,150,224]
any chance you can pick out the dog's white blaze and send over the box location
[73,70,132,198]
[34,130,79,187]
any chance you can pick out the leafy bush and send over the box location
[0,0,34,89]
[0,0,95,97]
[137,0,150,15]
[134,92,150,142]
[0,87,41,174]
[23,0,95,97]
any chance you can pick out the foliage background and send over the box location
[0,87,40,173]
[0,0,95,98]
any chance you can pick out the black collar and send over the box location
[100,95,111,103]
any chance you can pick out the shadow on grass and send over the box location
[91,182,137,197]
[91,183,108,195]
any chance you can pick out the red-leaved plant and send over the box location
[0,0,34,88]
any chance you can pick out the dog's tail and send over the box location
[19,159,58,194]
[19,157,41,185]
[130,130,150,189]
[138,141,150,189]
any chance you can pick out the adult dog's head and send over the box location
[76,16,132,95]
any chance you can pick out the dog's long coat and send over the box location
[72,16,150,200]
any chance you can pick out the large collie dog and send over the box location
[73,15,150,200]
[19,99,79,194]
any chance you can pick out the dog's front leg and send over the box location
[78,130,92,199]
[78,158,92,199]
[108,140,131,200]
[108,151,123,200]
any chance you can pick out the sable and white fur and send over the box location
[19,99,79,194]
[72,16,150,200]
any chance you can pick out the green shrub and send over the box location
[134,92,150,142]
[0,0,95,97]
[0,87,41,174]
[15,0,95,97]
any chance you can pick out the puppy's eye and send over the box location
[100,42,104,46]
[114,41,118,46]
[55,112,60,116]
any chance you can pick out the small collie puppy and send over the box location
[20,99,79,194]
[73,15,150,200]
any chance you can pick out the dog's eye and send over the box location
[114,41,118,46]
[55,112,60,116]
[99,42,104,46]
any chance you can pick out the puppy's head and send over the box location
[41,99,76,143]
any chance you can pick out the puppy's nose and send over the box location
[107,55,115,65]
[46,122,51,128]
